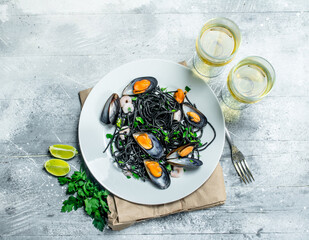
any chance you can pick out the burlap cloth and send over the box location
[79,61,226,231]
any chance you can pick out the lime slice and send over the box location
[49,144,78,160]
[44,159,70,176]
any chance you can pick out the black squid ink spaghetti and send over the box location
[100,77,216,189]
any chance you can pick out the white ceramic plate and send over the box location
[78,59,225,205]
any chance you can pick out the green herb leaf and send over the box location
[58,168,109,231]
[116,118,122,128]
[166,164,172,171]
[61,196,77,213]
[132,172,140,179]
[171,109,177,112]
[106,134,113,139]
[58,177,70,185]
[160,87,167,92]
[126,176,131,179]
[132,97,137,101]
[185,86,191,92]
[84,198,99,216]
[118,161,124,164]
[135,117,144,124]
[128,107,132,112]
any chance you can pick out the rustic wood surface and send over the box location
[0,0,308,239]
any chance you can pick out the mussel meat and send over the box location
[167,157,203,168]
[101,93,120,124]
[133,132,164,159]
[174,89,186,104]
[144,160,171,189]
[122,77,158,95]
[182,103,207,128]
[166,142,197,159]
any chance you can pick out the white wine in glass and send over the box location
[193,18,241,78]
[222,56,276,109]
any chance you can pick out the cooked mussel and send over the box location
[122,77,158,95]
[144,160,171,189]
[166,142,197,159]
[174,89,186,104]
[182,103,207,128]
[133,132,164,159]
[167,158,203,168]
[101,93,120,124]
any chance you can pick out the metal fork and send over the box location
[225,128,254,183]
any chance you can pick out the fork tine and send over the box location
[236,161,250,183]
[239,160,252,182]
[243,159,255,181]
[232,160,247,184]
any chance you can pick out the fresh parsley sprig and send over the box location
[58,170,109,231]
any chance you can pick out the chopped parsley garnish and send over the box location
[185,86,191,92]
[106,134,113,139]
[116,118,122,128]
[128,107,132,112]
[132,97,137,101]
[171,109,177,112]
[166,164,172,171]
[160,87,167,92]
[135,117,144,124]
[132,172,140,179]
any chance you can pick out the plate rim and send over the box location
[78,58,225,205]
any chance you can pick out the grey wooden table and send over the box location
[0,0,308,239]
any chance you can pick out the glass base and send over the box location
[220,88,249,110]
[193,53,225,78]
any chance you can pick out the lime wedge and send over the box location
[44,159,70,176]
[49,144,78,160]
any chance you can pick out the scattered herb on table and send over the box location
[58,169,109,231]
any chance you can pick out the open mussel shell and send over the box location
[182,103,207,128]
[133,132,164,159]
[122,77,158,95]
[144,160,171,189]
[166,142,197,160]
[167,158,203,168]
[101,93,120,124]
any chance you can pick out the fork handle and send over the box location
[225,127,234,148]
